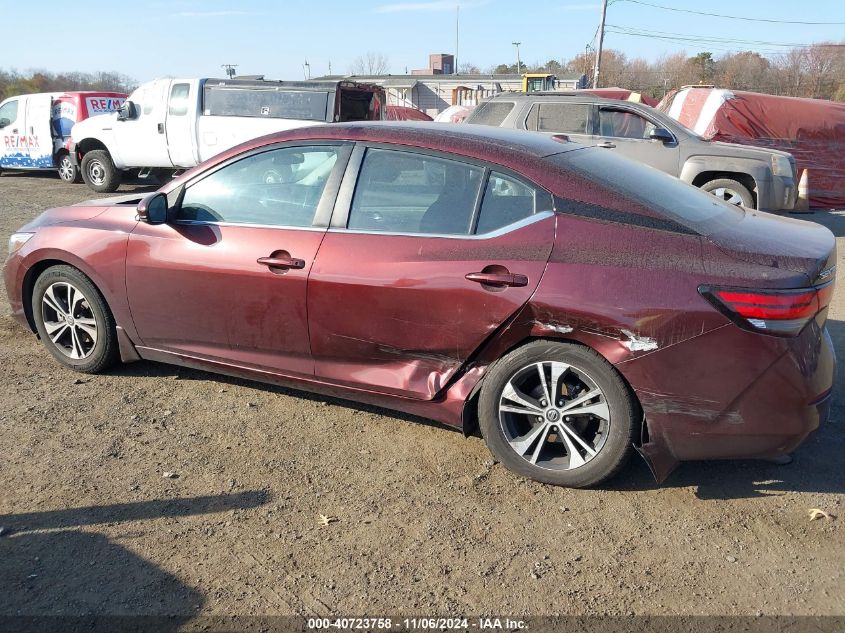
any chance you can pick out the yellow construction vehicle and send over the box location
[522,74,557,92]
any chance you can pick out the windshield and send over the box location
[553,148,744,236]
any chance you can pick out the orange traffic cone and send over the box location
[793,169,810,212]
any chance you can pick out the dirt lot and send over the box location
[0,173,842,621]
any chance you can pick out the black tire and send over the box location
[700,178,754,208]
[31,265,119,374]
[80,149,122,193]
[478,340,637,488]
[57,152,81,184]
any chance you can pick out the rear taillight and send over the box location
[699,283,834,336]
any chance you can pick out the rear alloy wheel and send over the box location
[80,149,122,193]
[57,153,81,183]
[701,178,754,208]
[32,265,119,373]
[479,341,637,487]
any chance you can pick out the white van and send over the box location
[69,77,386,192]
[0,91,125,182]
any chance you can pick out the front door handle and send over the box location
[257,255,306,270]
[597,141,616,149]
[465,272,528,288]
[157,123,165,134]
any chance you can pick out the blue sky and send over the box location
[3,1,843,82]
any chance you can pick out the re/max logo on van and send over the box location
[3,135,39,149]
[86,97,125,113]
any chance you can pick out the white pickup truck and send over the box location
[69,77,386,192]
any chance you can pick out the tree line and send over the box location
[475,41,845,101]
[0,69,137,102]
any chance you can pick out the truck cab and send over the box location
[70,77,386,193]
[522,74,557,93]
[0,92,125,182]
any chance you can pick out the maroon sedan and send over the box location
[3,123,836,487]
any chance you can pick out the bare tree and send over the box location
[458,62,481,74]
[349,52,390,76]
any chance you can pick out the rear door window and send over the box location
[469,101,515,126]
[527,103,592,134]
[475,172,552,234]
[598,108,656,139]
[348,148,483,235]
[168,83,191,116]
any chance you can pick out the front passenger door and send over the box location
[126,143,350,377]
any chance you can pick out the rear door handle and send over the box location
[157,123,165,134]
[465,272,528,288]
[597,141,616,149]
[257,255,306,270]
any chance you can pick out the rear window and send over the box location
[468,101,515,126]
[554,149,743,235]
[203,86,330,121]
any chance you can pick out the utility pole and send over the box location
[303,60,311,80]
[221,64,238,79]
[592,0,608,88]
[328,61,332,75]
[455,5,460,74]
[512,41,522,75]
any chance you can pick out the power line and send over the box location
[613,0,845,25]
[605,30,803,56]
[607,24,811,48]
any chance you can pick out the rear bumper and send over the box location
[620,319,835,480]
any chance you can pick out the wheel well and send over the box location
[461,335,645,445]
[76,138,108,160]
[692,171,758,205]
[21,259,72,332]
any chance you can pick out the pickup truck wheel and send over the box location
[57,153,81,184]
[701,178,754,208]
[81,149,122,193]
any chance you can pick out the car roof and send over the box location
[485,92,642,106]
[259,121,580,159]
[166,121,586,197]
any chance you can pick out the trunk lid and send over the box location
[705,210,836,286]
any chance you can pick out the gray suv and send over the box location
[464,93,797,211]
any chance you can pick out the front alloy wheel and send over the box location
[479,341,637,487]
[41,282,98,359]
[32,265,119,373]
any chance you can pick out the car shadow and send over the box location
[609,318,845,499]
[0,491,269,625]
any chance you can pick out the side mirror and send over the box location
[0,118,9,129]
[649,127,674,143]
[117,101,137,121]
[137,193,168,224]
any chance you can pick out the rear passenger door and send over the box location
[524,101,595,145]
[595,106,680,175]
[307,145,557,400]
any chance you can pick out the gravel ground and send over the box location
[0,172,842,619]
